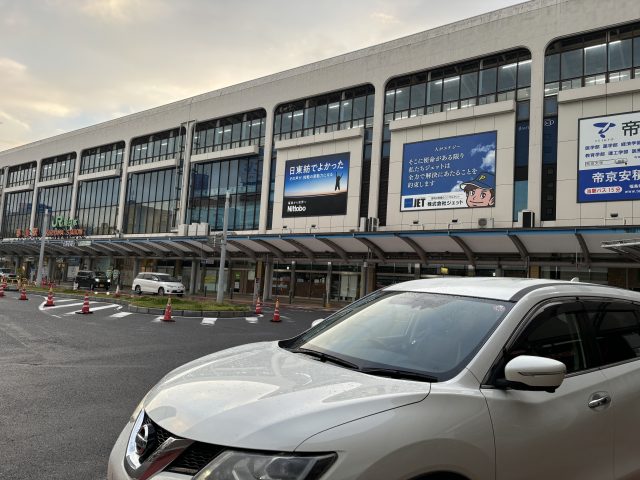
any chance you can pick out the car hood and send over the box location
[144,342,430,451]
[160,281,184,288]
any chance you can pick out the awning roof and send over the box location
[2,227,640,267]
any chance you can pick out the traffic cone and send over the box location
[114,285,121,298]
[163,297,174,322]
[19,287,28,301]
[0,284,4,298]
[255,296,262,315]
[44,285,55,307]
[271,297,281,322]
[77,293,92,314]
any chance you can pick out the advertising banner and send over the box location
[282,152,349,217]
[578,112,640,202]
[401,131,497,211]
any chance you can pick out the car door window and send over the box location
[507,302,588,374]
[584,301,640,367]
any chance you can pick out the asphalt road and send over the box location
[0,292,328,479]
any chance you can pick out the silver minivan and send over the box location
[132,272,185,296]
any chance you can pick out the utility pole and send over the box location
[36,208,49,285]
[216,191,230,304]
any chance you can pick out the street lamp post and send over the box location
[36,208,49,286]
[216,191,230,304]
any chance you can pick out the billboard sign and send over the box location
[401,131,497,211]
[578,111,640,202]
[282,152,349,217]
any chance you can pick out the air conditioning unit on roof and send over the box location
[477,217,494,228]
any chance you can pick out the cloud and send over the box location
[0,57,27,76]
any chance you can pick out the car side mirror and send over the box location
[311,318,325,327]
[503,355,566,393]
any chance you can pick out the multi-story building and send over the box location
[2,0,640,300]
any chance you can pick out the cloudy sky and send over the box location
[0,0,523,152]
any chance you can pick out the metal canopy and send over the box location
[2,227,640,267]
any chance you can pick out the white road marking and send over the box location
[40,302,85,310]
[201,317,217,326]
[64,304,120,314]
[110,312,133,318]
[245,317,259,324]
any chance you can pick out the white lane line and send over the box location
[63,304,121,315]
[110,312,133,318]
[245,317,259,324]
[40,302,85,310]
[201,317,217,326]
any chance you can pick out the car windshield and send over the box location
[156,274,178,282]
[281,290,512,381]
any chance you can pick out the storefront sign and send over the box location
[15,225,86,239]
[401,131,497,211]
[578,111,640,202]
[282,152,350,217]
[51,216,78,228]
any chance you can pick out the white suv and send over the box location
[108,278,640,479]
[132,272,185,296]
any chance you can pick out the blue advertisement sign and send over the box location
[401,131,497,211]
[282,152,349,217]
[578,112,640,202]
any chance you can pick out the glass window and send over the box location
[518,60,531,87]
[327,102,340,125]
[561,49,583,79]
[394,88,409,111]
[340,100,352,123]
[584,44,607,75]
[427,80,442,105]
[281,290,511,382]
[498,63,517,91]
[545,54,560,82]
[479,68,497,95]
[506,303,587,374]
[304,107,315,128]
[585,302,640,365]
[635,37,640,67]
[292,110,303,132]
[609,39,632,71]
[410,83,426,109]
[460,72,478,99]
[442,76,460,102]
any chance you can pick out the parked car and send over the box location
[132,272,185,296]
[108,278,640,480]
[74,270,110,291]
[0,268,18,290]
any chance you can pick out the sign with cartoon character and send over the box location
[282,152,350,217]
[578,111,640,202]
[401,131,497,211]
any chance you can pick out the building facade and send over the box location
[2,0,640,299]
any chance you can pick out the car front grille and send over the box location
[144,414,224,476]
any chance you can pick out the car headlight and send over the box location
[95,278,99,282]
[193,450,336,480]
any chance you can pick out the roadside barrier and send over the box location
[271,297,281,322]
[163,297,174,322]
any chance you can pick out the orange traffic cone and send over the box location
[77,293,92,314]
[0,284,4,298]
[19,287,28,301]
[163,297,174,322]
[255,296,263,315]
[114,285,121,298]
[44,285,55,307]
[271,297,281,322]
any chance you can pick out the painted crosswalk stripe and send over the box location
[110,312,133,318]
[202,317,217,326]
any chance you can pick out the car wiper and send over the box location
[289,348,359,370]
[358,367,438,383]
